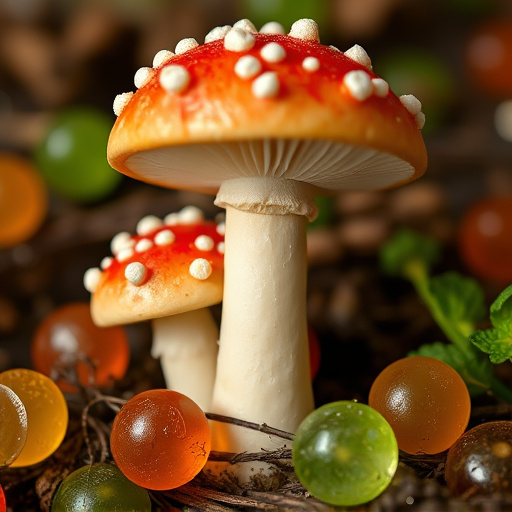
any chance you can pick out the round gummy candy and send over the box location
[0,152,47,248]
[369,356,471,455]
[111,389,211,490]
[0,369,68,467]
[445,421,512,497]
[0,384,27,467]
[292,400,398,507]
[31,302,130,391]
[34,107,121,203]
[51,463,151,512]
[458,196,512,283]
[466,19,512,98]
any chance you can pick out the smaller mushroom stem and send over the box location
[151,308,219,411]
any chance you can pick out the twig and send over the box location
[84,416,110,463]
[244,489,327,511]
[81,394,126,422]
[208,448,292,464]
[166,485,276,510]
[151,490,229,512]
[205,413,294,441]
[81,394,126,462]
[165,484,328,511]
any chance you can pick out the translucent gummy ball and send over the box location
[292,401,398,507]
[51,463,151,512]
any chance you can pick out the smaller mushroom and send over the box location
[83,206,224,411]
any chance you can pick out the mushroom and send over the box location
[83,206,224,412]
[106,18,427,473]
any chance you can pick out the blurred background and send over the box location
[1,0,512,405]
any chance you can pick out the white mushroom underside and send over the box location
[125,139,414,193]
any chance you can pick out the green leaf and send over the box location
[469,284,512,364]
[428,272,486,338]
[490,284,512,328]
[469,328,512,364]
[409,342,493,396]
[380,229,440,278]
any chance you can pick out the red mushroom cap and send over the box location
[84,207,225,326]
[108,19,427,195]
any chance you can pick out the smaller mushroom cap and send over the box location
[84,207,225,326]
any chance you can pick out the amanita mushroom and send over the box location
[83,206,224,411]
[106,18,427,470]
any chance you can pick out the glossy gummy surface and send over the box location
[466,20,512,98]
[50,463,151,512]
[0,383,27,467]
[0,152,47,248]
[458,196,512,283]
[31,302,130,391]
[0,369,68,467]
[34,107,121,203]
[292,400,398,507]
[445,421,512,497]
[369,356,471,455]
[111,389,211,490]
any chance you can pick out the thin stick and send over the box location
[208,448,292,464]
[230,448,292,464]
[81,394,127,461]
[244,489,327,511]
[169,484,328,511]
[205,412,294,441]
[85,416,109,463]
[167,485,275,510]
[81,394,127,423]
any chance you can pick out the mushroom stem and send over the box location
[211,177,316,456]
[151,308,219,412]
